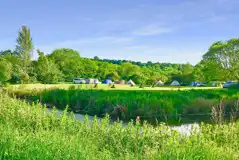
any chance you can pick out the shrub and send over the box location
[184,98,216,114]
[228,83,239,90]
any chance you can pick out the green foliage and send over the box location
[15,25,34,73]
[0,59,12,84]
[106,72,119,81]
[36,50,62,83]
[0,93,239,159]
[11,88,239,124]
[48,48,83,81]
[119,62,141,79]
[1,26,239,87]
[203,38,239,81]
[2,53,22,84]
[228,83,239,90]
[19,72,30,84]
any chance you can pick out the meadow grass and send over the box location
[9,87,239,124]
[0,92,239,159]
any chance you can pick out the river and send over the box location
[47,108,200,136]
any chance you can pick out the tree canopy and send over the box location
[202,38,239,80]
[0,58,12,84]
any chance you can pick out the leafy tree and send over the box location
[0,50,17,57]
[181,63,193,75]
[15,25,34,73]
[106,72,120,81]
[0,58,12,84]
[200,60,226,82]
[36,50,62,84]
[203,38,239,80]
[3,54,22,84]
[192,63,205,82]
[49,48,82,81]
[49,48,80,62]
[130,73,146,86]
[94,56,100,60]
[119,62,140,79]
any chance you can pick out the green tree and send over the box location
[36,50,62,83]
[3,53,22,84]
[106,72,120,81]
[0,58,12,84]
[130,73,146,86]
[200,60,226,82]
[15,25,34,73]
[119,62,140,79]
[49,48,82,81]
[203,38,239,80]
[0,50,17,57]
[94,56,100,60]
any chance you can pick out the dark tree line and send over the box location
[0,26,238,85]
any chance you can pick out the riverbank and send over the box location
[9,88,239,125]
[0,93,238,159]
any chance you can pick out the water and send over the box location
[47,108,199,135]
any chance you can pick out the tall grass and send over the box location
[9,88,239,124]
[0,93,239,159]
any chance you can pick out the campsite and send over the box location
[1,29,239,160]
[1,0,239,159]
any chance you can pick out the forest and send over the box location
[1,26,239,86]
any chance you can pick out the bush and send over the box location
[228,83,239,90]
[184,98,216,114]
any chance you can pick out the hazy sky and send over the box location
[0,0,239,64]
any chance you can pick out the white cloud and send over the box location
[132,24,172,36]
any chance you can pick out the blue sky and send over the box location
[0,0,239,64]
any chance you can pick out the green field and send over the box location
[0,92,239,159]
[8,83,221,91]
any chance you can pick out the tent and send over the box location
[103,79,113,84]
[85,78,95,84]
[155,80,164,86]
[115,80,125,84]
[170,80,180,86]
[94,79,100,84]
[127,80,136,86]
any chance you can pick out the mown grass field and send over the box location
[0,92,239,159]
[8,83,221,91]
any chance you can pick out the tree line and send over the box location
[0,26,238,85]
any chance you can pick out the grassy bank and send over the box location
[9,88,239,124]
[0,93,239,159]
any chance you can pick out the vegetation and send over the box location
[0,25,239,159]
[10,87,239,124]
[0,58,12,85]
[1,25,238,86]
[202,39,239,81]
[0,93,239,159]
